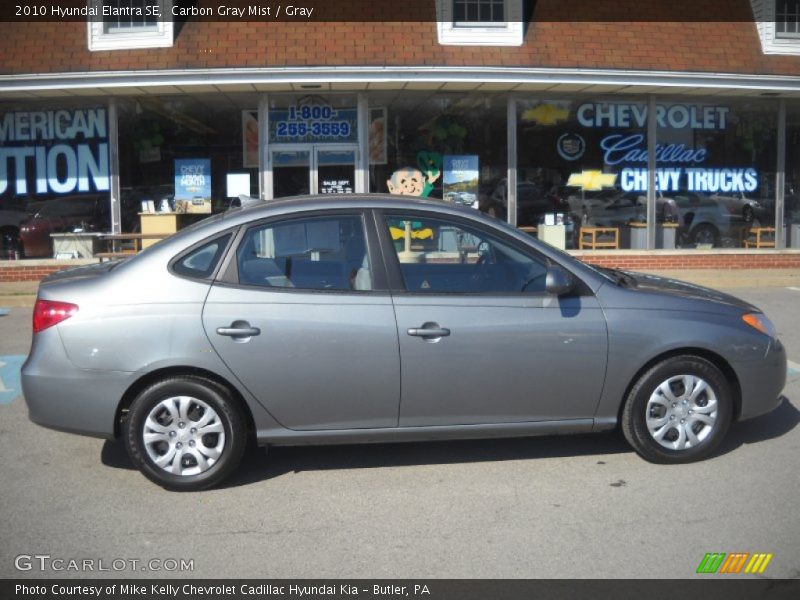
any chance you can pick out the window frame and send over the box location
[87,0,174,52]
[435,0,524,46]
[752,0,800,54]
[374,208,587,297]
[219,209,389,295]
[775,0,800,37]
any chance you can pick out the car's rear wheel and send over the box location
[621,356,732,463]
[123,376,247,491]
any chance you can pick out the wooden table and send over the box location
[95,233,170,261]
[140,213,197,249]
[579,227,619,249]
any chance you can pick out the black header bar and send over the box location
[2,0,763,23]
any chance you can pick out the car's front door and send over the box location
[378,211,608,427]
[203,212,400,430]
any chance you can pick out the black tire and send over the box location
[123,376,247,491]
[621,356,732,464]
[690,223,719,247]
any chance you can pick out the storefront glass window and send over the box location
[517,96,651,250]
[782,102,800,248]
[368,91,508,220]
[117,93,259,233]
[655,97,777,249]
[0,98,112,258]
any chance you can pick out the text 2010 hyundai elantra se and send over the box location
[22,195,786,490]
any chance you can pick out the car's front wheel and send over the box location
[123,376,247,491]
[621,356,732,463]
[690,223,719,247]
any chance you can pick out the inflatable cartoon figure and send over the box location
[386,151,442,197]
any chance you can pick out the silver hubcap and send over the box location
[646,375,718,451]
[143,396,225,476]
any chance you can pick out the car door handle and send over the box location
[216,323,261,338]
[407,326,450,338]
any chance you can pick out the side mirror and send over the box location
[545,264,574,296]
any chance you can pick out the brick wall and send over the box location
[576,252,800,270]
[0,260,95,282]
[2,0,799,77]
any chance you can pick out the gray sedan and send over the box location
[22,195,786,490]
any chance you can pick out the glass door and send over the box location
[270,145,357,198]
[271,149,311,197]
[316,147,356,195]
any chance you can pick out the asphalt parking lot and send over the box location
[0,287,798,579]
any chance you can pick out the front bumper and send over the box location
[735,336,787,421]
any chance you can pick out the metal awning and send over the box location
[1,66,800,99]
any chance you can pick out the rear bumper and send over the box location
[735,336,787,421]
[21,329,130,439]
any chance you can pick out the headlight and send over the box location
[742,313,778,339]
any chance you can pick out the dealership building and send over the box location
[2,0,800,276]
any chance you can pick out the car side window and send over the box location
[173,234,232,280]
[237,215,372,292]
[384,215,548,294]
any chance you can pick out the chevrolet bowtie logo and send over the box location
[567,170,617,191]
[521,103,570,126]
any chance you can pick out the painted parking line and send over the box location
[789,360,800,378]
[0,355,26,404]
[788,287,800,292]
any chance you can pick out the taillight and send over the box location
[33,299,78,333]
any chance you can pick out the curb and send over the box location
[0,295,37,308]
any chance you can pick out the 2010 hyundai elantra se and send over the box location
[22,195,786,490]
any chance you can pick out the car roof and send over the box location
[216,193,479,227]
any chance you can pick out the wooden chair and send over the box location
[742,227,776,248]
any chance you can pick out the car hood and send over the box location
[621,271,759,312]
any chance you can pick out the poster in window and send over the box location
[242,110,259,169]
[174,159,211,214]
[443,155,479,209]
[369,107,387,165]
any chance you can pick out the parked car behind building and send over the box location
[673,193,750,247]
[19,195,109,258]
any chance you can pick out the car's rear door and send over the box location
[377,210,608,427]
[203,210,401,431]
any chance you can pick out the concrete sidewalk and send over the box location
[1,269,799,308]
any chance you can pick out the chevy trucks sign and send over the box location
[0,108,110,196]
[573,102,757,194]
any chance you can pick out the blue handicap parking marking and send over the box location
[788,360,800,381]
[0,308,10,316]
[0,355,26,404]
